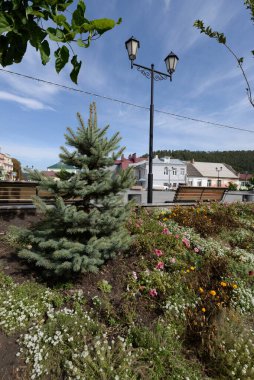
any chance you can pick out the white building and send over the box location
[187,161,239,188]
[130,156,187,189]
[0,152,13,180]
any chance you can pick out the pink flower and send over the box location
[162,228,170,235]
[156,261,164,270]
[182,237,190,248]
[149,288,158,297]
[194,247,199,253]
[175,234,179,239]
[170,257,176,264]
[154,249,163,257]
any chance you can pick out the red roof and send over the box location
[239,173,253,180]
[115,153,145,170]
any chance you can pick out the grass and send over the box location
[0,202,254,379]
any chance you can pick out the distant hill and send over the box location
[142,150,254,174]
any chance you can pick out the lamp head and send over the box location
[125,37,140,63]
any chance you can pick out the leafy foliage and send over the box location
[0,0,121,83]
[11,157,22,180]
[17,103,134,276]
[194,1,254,107]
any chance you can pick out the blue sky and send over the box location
[0,0,253,169]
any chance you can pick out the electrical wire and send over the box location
[0,67,254,134]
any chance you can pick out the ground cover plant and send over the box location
[0,201,253,379]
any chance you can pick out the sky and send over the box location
[0,0,254,170]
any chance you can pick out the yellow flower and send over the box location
[199,287,204,293]
[232,284,238,289]
[209,290,216,296]
[163,218,167,221]
[186,269,190,273]
[190,266,195,271]
[220,281,227,287]
[201,307,206,312]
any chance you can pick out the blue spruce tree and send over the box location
[18,103,134,276]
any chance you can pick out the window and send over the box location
[207,179,212,187]
[180,168,185,175]
[188,181,193,186]
[197,181,202,187]
[173,183,177,188]
[172,169,177,175]
[164,167,168,175]
[217,180,221,187]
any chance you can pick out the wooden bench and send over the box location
[0,181,53,204]
[173,186,227,203]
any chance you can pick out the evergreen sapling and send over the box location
[18,103,134,276]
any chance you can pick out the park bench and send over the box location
[173,185,227,203]
[0,181,53,204]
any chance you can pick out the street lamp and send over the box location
[216,166,223,187]
[125,37,179,203]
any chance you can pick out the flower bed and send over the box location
[0,202,254,379]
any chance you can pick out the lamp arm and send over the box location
[132,63,172,80]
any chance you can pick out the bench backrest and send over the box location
[0,181,52,203]
[173,186,227,203]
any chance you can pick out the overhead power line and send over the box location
[0,67,254,134]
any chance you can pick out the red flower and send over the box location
[248,270,254,276]
[154,249,163,257]
[182,237,190,248]
[156,261,164,270]
[149,288,158,297]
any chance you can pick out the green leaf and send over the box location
[47,27,65,42]
[53,14,67,26]
[90,18,115,35]
[77,0,86,13]
[76,38,85,47]
[29,21,47,48]
[238,57,244,64]
[54,45,69,73]
[0,13,12,35]
[217,33,226,44]
[72,1,85,28]
[57,1,74,11]
[39,40,50,65]
[251,50,254,55]
[80,22,93,33]
[70,55,82,84]
[26,6,45,18]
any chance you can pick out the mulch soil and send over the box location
[0,211,157,379]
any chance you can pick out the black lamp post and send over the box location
[125,37,179,203]
[216,166,223,187]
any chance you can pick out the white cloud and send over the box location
[0,91,54,110]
